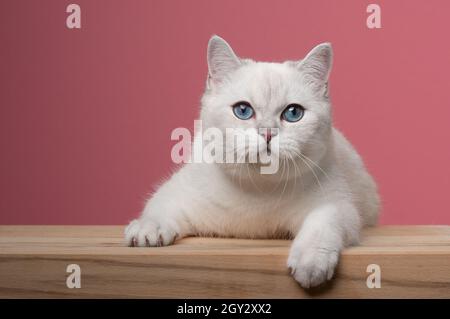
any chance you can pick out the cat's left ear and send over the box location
[207,35,241,89]
[296,43,333,95]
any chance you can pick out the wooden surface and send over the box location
[0,225,449,298]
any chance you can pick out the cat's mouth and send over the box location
[266,143,271,156]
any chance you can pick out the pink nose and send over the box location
[260,131,272,143]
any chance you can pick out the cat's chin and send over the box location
[217,161,299,187]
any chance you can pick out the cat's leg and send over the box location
[124,187,193,247]
[287,201,361,288]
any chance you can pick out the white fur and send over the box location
[125,35,380,288]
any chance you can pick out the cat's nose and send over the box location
[259,130,278,143]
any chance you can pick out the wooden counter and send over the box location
[0,225,449,298]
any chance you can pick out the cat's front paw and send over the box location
[124,218,178,247]
[287,246,339,289]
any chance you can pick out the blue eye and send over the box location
[232,102,254,120]
[282,104,304,122]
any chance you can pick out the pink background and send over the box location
[1,0,449,225]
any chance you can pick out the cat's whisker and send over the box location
[295,153,328,200]
[246,161,263,193]
[229,144,247,186]
[294,150,332,182]
[237,151,247,191]
[273,156,289,210]
[287,152,299,199]
[269,163,281,194]
[282,157,291,202]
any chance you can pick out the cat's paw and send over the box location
[287,246,339,289]
[124,218,178,247]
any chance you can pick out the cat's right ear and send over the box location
[207,35,241,88]
[295,43,333,96]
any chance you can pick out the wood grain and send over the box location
[0,225,449,298]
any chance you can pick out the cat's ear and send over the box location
[296,43,333,94]
[207,35,241,88]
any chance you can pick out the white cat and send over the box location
[125,35,380,288]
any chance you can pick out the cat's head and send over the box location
[200,35,333,178]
